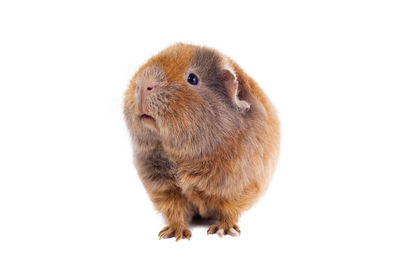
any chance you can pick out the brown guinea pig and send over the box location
[124,43,280,240]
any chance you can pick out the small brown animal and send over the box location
[124,44,280,240]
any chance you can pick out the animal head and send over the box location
[124,44,250,157]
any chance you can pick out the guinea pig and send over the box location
[124,43,280,240]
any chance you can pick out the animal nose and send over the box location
[139,84,156,96]
[136,83,156,114]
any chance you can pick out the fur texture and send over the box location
[124,44,280,240]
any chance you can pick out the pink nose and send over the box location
[136,84,156,114]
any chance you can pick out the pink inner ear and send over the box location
[223,69,250,113]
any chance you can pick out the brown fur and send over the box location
[124,43,280,240]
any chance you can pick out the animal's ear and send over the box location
[222,69,250,113]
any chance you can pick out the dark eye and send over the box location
[187,73,199,85]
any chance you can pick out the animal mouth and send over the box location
[140,114,155,123]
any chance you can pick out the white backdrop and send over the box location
[1,0,399,266]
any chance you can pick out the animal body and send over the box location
[124,44,280,240]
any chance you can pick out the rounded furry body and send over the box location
[124,44,280,240]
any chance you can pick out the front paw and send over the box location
[207,222,241,237]
[158,225,192,241]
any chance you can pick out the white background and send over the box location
[1,0,399,266]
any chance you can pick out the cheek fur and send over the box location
[154,88,241,158]
[158,87,203,128]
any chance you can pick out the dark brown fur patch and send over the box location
[192,47,226,94]
[137,145,177,184]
